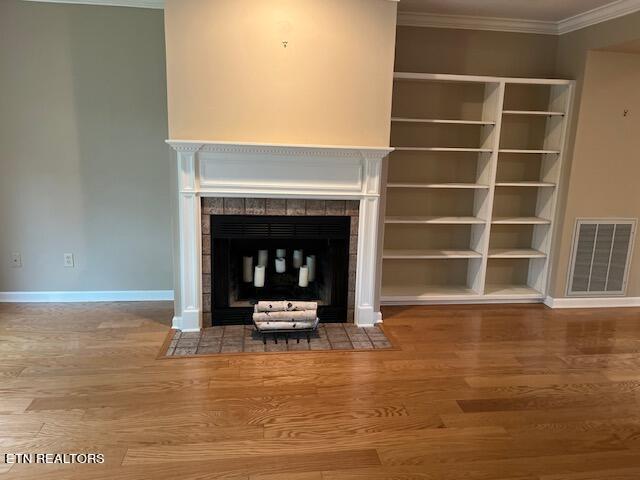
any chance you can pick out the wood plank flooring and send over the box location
[1,302,640,479]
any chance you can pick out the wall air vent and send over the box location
[567,219,636,296]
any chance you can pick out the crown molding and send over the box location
[24,0,640,35]
[557,0,640,34]
[22,0,164,9]
[396,11,558,35]
[398,0,640,36]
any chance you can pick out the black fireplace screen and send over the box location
[210,215,350,325]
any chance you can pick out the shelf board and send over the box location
[492,217,552,225]
[499,149,560,155]
[495,181,556,188]
[391,117,496,126]
[381,284,479,300]
[395,147,493,153]
[387,182,490,189]
[386,216,486,225]
[488,248,547,259]
[384,249,482,259]
[485,284,544,298]
[503,110,565,117]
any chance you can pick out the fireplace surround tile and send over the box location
[201,214,210,235]
[265,199,286,215]
[202,274,211,294]
[202,235,211,255]
[224,198,245,215]
[286,199,306,216]
[306,200,326,215]
[202,255,211,274]
[349,235,358,255]
[325,200,346,216]
[201,197,360,327]
[245,198,266,215]
[345,200,359,216]
[202,198,223,215]
[350,216,359,235]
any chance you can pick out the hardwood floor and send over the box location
[1,302,640,479]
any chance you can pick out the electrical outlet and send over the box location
[63,253,74,268]
[10,253,22,268]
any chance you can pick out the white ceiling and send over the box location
[398,0,623,22]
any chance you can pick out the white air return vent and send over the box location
[567,219,636,296]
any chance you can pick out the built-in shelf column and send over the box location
[382,73,574,305]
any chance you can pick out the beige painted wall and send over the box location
[551,50,640,297]
[164,0,398,146]
[551,12,640,297]
[395,26,558,77]
[0,1,173,293]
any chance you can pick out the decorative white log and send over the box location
[275,257,286,273]
[256,301,318,312]
[306,255,316,282]
[254,265,265,288]
[298,266,309,287]
[258,249,268,267]
[293,250,303,269]
[243,256,253,283]
[276,248,286,258]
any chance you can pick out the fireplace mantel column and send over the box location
[355,153,383,327]
[175,144,203,331]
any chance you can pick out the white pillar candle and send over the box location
[254,265,265,288]
[306,254,316,282]
[298,266,309,287]
[243,256,253,283]
[257,249,268,267]
[276,248,286,258]
[293,249,303,269]
[275,257,286,273]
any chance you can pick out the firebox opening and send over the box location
[210,215,351,325]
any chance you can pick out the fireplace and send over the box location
[167,141,392,331]
[209,215,350,325]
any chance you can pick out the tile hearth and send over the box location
[163,324,393,356]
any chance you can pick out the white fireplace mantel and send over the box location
[167,140,393,331]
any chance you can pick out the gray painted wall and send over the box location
[0,1,173,293]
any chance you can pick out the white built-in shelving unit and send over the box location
[381,72,574,305]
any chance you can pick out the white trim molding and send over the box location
[24,0,640,34]
[398,0,640,35]
[544,296,640,308]
[24,0,398,8]
[397,12,558,35]
[0,290,174,303]
[558,0,640,34]
[22,0,164,8]
[167,140,393,331]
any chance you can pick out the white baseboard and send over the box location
[545,296,640,308]
[0,290,174,303]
